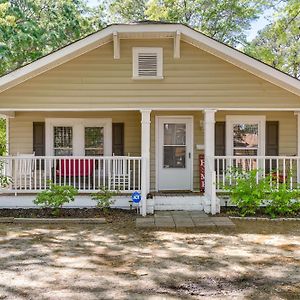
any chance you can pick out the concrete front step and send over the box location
[153,195,205,211]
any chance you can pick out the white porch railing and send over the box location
[0,156,142,193]
[215,156,300,192]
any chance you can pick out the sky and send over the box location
[86,0,271,41]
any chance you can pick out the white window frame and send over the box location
[226,115,266,156]
[132,47,163,80]
[45,118,112,156]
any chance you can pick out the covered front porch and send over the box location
[1,109,300,215]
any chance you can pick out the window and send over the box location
[132,47,163,79]
[53,126,73,156]
[46,118,112,156]
[233,124,258,156]
[163,123,186,168]
[226,116,266,156]
[85,127,104,156]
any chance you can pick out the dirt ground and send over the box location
[0,218,299,300]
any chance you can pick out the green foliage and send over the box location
[108,0,271,46]
[91,187,116,211]
[225,168,300,217]
[0,0,298,78]
[0,118,6,156]
[0,159,12,188]
[244,0,300,78]
[34,181,78,215]
[265,182,300,218]
[109,0,147,23]
[0,0,105,75]
[224,169,269,216]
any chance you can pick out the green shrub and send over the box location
[224,169,270,216]
[34,181,78,216]
[0,160,12,189]
[225,168,300,218]
[265,182,300,218]
[91,187,116,211]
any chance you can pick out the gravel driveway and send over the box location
[0,219,299,299]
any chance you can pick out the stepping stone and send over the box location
[155,211,172,216]
[136,218,155,228]
[189,211,209,218]
[154,216,175,228]
[171,211,190,215]
[193,219,216,227]
[192,217,214,222]
[173,217,195,228]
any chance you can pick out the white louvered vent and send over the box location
[133,47,163,79]
[138,53,158,77]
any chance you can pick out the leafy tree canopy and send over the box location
[107,0,271,46]
[0,0,105,75]
[244,0,300,79]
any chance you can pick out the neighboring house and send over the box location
[0,22,299,215]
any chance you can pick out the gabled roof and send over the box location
[0,23,299,96]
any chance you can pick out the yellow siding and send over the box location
[0,39,299,109]
[216,111,297,156]
[9,111,141,156]
[8,110,298,191]
[9,110,203,190]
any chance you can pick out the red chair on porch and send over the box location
[56,159,94,177]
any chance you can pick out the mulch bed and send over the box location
[0,208,137,223]
[220,206,300,218]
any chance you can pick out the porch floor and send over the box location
[136,211,235,228]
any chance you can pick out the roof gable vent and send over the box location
[133,47,163,80]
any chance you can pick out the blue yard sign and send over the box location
[131,191,142,203]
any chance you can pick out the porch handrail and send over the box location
[1,155,143,159]
[0,156,142,194]
[214,155,300,192]
[215,155,300,159]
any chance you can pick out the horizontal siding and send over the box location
[9,111,141,157]
[0,39,299,109]
[216,111,297,156]
[9,110,297,192]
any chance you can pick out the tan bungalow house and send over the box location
[0,22,299,215]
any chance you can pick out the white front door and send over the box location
[156,117,193,191]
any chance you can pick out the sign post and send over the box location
[131,191,142,213]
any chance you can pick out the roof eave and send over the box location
[0,23,299,97]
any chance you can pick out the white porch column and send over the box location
[140,109,151,216]
[203,109,218,214]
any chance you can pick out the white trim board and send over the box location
[0,195,132,208]
[45,118,112,156]
[0,24,299,96]
[2,107,300,113]
[132,47,163,80]
[225,115,266,156]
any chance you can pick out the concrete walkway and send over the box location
[136,211,235,228]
